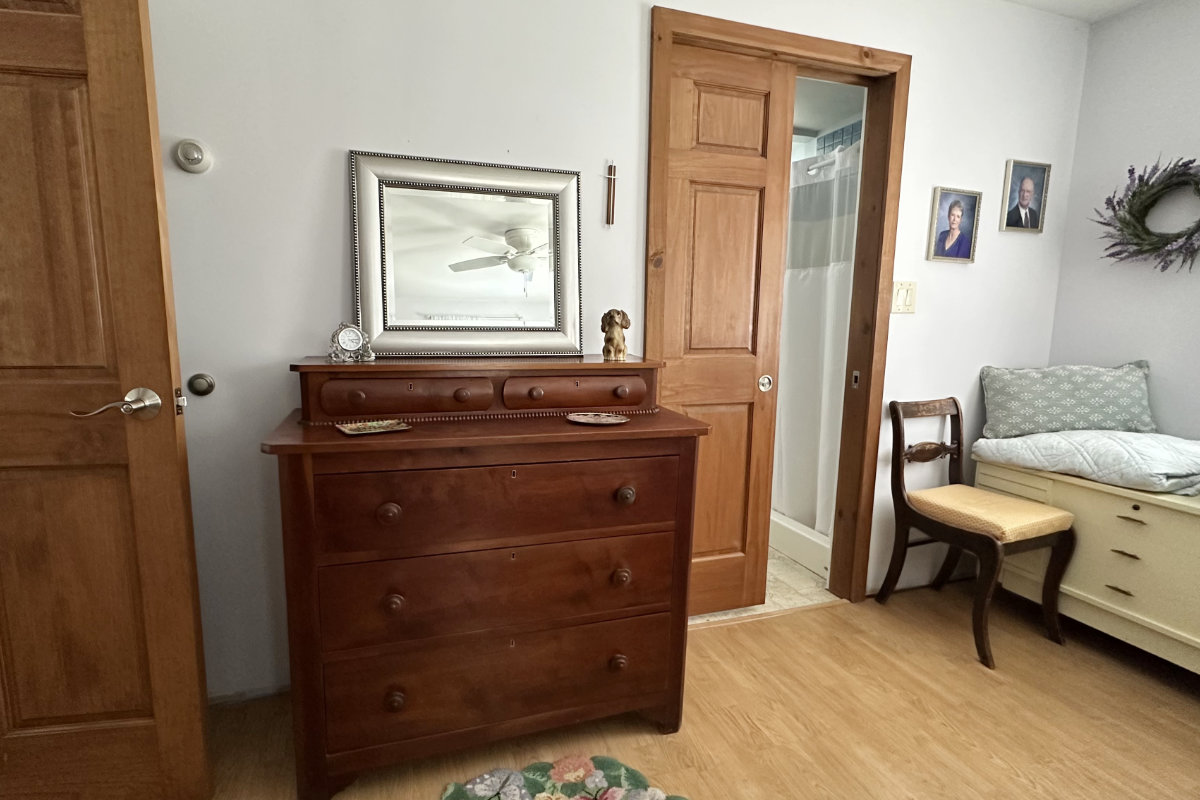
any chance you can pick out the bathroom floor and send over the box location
[688,547,839,626]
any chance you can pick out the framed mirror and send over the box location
[349,151,582,356]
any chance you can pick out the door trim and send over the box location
[647,7,910,602]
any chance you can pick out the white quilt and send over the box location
[972,430,1200,496]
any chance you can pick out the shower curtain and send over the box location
[771,141,861,536]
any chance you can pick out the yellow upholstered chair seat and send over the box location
[907,484,1075,543]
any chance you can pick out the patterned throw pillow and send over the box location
[980,361,1157,439]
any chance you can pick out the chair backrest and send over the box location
[888,398,965,502]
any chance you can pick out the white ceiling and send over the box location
[1002,0,1150,23]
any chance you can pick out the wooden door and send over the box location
[646,8,911,609]
[0,1,210,798]
[646,28,794,614]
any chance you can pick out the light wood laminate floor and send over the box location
[209,585,1200,799]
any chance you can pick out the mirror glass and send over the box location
[350,151,582,356]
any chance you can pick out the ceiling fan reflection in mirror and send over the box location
[450,228,549,294]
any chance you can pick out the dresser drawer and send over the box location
[318,532,674,651]
[323,613,672,753]
[318,377,494,417]
[502,375,648,410]
[314,456,679,555]
[1053,483,1200,563]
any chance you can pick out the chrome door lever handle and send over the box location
[71,388,162,420]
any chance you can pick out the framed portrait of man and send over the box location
[926,186,981,263]
[1000,159,1050,233]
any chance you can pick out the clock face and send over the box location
[337,326,364,351]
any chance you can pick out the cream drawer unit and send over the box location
[975,460,1200,673]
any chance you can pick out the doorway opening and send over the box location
[769,78,868,585]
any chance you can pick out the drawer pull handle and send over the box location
[608,654,629,672]
[349,390,368,406]
[382,593,406,614]
[615,486,637,505]
[611,568,633,587]
[528,386,545,400]
[376,502,403,525]
[1110,549,1141,560]
[1105,584,1135,597]
[384,690,406,713]
[613,384,630,399]
[453,388,472,403]
[1115,514,1145,525]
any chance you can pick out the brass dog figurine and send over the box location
[601,309,630,361]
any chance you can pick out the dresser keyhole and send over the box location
[511,469,517,478]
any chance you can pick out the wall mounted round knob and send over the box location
[376,502,403,525]
[453,388,471,403]
[186,373,216,396]
[384,690,406,712]
[613,384,630,399]
[382,593,406,614]
[174,138,213,173]
[528,386,545,400]
[608,654,629,672]
[611,568,632,587]
[615,486,637,505]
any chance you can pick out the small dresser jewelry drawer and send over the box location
[314,456,679,555]
[322,613,672,753]
[317,532,674,651]
[318,377,494,417]
[502,376,648,410]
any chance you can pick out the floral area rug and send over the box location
[441,754,688,800]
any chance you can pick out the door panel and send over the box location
[648,29,792,614]
[0,2,209,797]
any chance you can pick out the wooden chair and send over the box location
[875,398,1076,668]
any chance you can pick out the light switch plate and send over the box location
[892,281,916,314]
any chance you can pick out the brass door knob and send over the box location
[615,486,637,505]
[608,654,629,672]
[382,593,406,614]
[376,502,403,525]
[384,690,406,712]
[611,568,632,587]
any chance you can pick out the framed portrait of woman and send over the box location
[926,186,981,263]
[1000,159,1050,233]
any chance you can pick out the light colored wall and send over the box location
[147,0,1088,698]
[1049,0,1200,439]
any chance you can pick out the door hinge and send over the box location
[174,387,187,415]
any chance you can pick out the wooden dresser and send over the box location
[975,460,1200,673]
[261,357,708,800]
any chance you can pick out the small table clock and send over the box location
[328,322,375,362]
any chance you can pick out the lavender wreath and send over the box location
[1094,158,1200,272]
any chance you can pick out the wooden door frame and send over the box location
[647,8,910,602]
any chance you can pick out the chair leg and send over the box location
[930,546,962,591]
[1041,527,1076,645]
[875,521,911,604]
[972,541,1004,669]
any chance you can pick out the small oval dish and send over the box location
[565,412,630,426]
[334,419,412,436]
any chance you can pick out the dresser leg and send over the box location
[640,701,683,734]
[297,771,356,800]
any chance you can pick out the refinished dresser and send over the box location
[976,459,1200,673]
[261,357,709,799]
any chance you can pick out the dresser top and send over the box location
[974,458,1200,515]
[262,407,709,455]
[290,354,663,373]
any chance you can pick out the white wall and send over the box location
[147,0,1089,698]
[1050,0,1200,439]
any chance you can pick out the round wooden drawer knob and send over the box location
[384,690,406,713]
[611,568,632,587]
[613,384,630,399]
[349,389,368,406]
[453,388,472,403]
[382,593,406,614]
[528,386,545,400]
[615,486,637,505]
[608,654,629,672]
[376,502,403,525]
